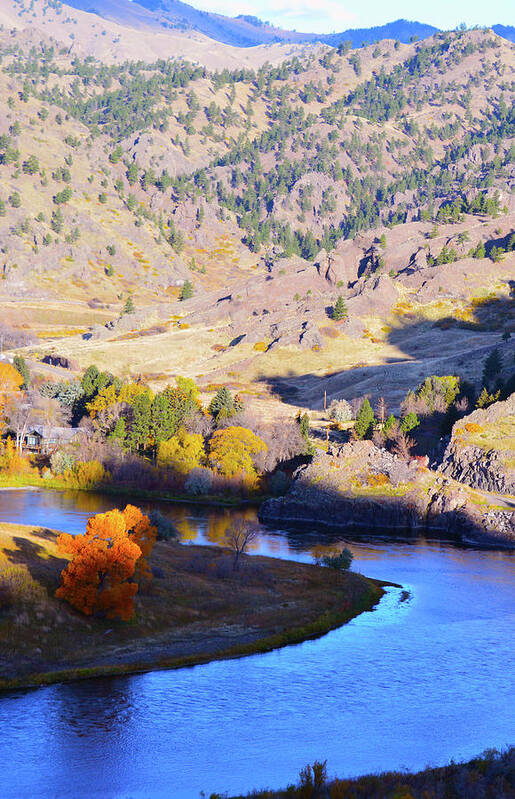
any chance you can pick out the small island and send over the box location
[0,517,386,691]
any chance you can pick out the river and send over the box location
[0,488,514,799]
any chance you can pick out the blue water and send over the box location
[0,489,514,798]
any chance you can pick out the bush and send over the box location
[184,467,213,495]
[0,560,47,611]
[147,509,178,541]
[464,422,484,433]
[269,469,289,496]
[367,472,390,486]
[63,460,110,488]
[328,398,352,423]
[50,449,77,475]
[322,549,353,570]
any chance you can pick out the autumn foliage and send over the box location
[0,363,23,429]
[56,505,157,620]
[208,426,267,480]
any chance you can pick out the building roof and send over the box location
[28,427,78,441]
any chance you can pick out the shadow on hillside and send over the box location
[8,534,67,590]
[263,289,515,413]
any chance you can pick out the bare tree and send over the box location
[33,394,71,428]
[392,432,416,460]
[376,396,387,427]
[223,519,260,571]
[5,392,37,451]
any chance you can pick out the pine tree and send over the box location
[354,398,375,439]
[12,355,30,390]
[209,386,235,419]
[482,348,502,389]
[332,295,348,321]
[179,280,194,300]
[123,295,135,314]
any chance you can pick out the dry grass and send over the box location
[0,523,383,689]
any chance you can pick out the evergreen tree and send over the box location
[209,386,236,419]
[482,348,502,389]
[123,295,135,314]
[299,412,310,440]
[400,411,420,434]
[126,393,152,453]
[179,280,194,300]
[354,398,375,439]
[332,296,348,321]
[22,155,39,175]
[12,355,30,390]
[108,418,127,448]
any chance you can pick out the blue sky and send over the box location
[187,0,514,34]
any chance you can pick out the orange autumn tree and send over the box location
[56,505,157,620]
[0,363,23,431]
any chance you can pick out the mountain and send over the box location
[492,25,515,43]
[59,0,515,49]
[62,0,439,48]
[0,24,513,409]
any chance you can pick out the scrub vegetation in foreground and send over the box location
[224,747,515,799]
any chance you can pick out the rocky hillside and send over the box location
[259,435,515,547]
[0,25,513,409]
[440,393,515,493]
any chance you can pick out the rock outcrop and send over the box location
[439,393,515,494]
[259,441,515,547]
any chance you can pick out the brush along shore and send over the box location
[0,523,388,690]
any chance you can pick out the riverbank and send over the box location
[0,474,269,508]
[0,522,387,691]
[259,441,515,549]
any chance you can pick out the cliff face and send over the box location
[439,393,515,494]
[259,440,515,547]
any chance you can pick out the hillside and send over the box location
[0,25,513,415]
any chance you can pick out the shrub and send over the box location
[464,422,484,433]
[147,509,178,541]
[367,472,390,486]
[63,460,110,489]
[322,549,353,571]
[184,467,213,495]
[0,438,33,476]
[0,559,47,611]
[50,449,77,475]
[328,398,352,423]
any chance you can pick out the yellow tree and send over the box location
[119,382,152,405]
[208,426,267,479]
[157,428,205,474]
[86,384,118,418]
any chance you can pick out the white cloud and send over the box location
[190,0,357,34]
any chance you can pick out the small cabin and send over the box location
[23,426,78,453]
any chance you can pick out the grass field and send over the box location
[0,522,385,690]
